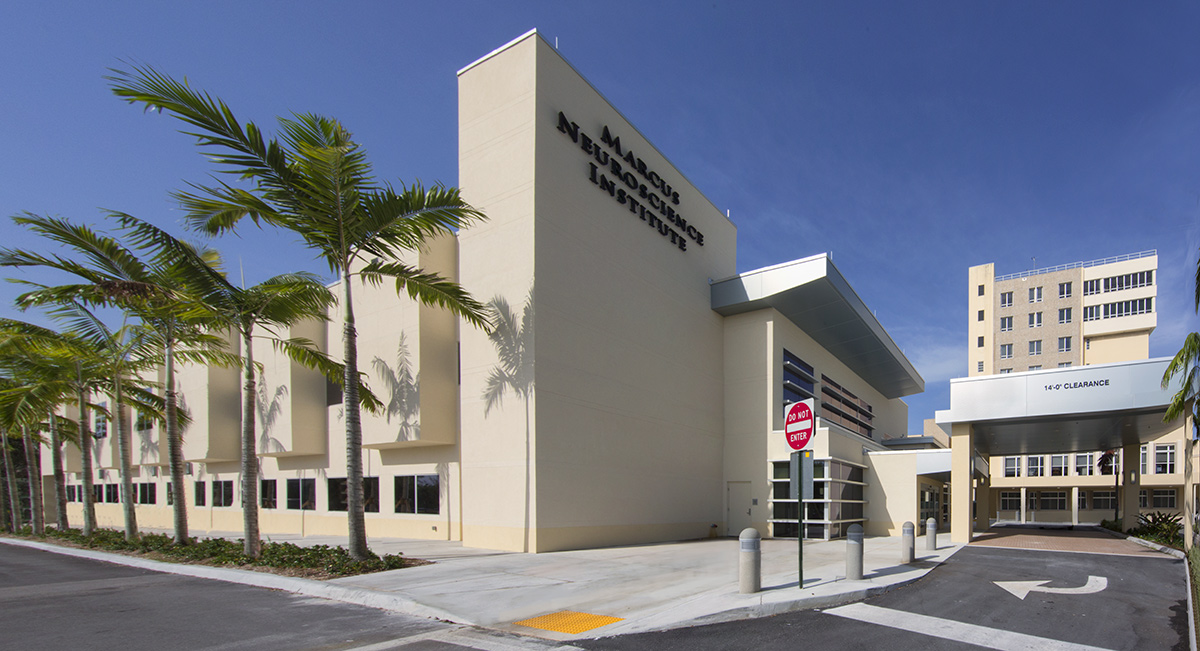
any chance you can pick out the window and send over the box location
[1093,491,1117,511]
[978,310,985,321]
[1028,365,1041,371]
[1058,362,1072,368]
[1000,492,1021,511]
[1004,457,1021,477]
[137,483,156,505]
[977,361,984,373]
[782,350,815,405]
[1155,444,1176,474]
[1139,490,1148,509]
[1078,491,1087,511]
[1058,282,1072,299]
[1028,491,1039,512]
[1083,279,1101,295]
[94,403,108,438]
[395,475,440,515]
[1029,312,1042,328]
[1152,489,1176,509]
[93,485,104,503]
[1029,340,1042,356]
[212,480,234,507]
[977,336,984,348]
[66,485,77,502]
[261,479,277,509]
[1000,344,1013,359]
[1140,445,1147,475]
[1000,291,1013,308]
[135,411,152,432]
[287,478,316,510]
[1103,270,1153,293]
[1050,454,1068,476]
[1083,305,1100,321]
[1000,368,1012,374]
[1000,316,1013,332]
[1058,308,1072,324]
[194,481,206,506]
[327,477,381,513]
[328,478,348,511]
[978,284,985,296]
[1027,456,1044,477]
[1058,337,1072,353]
[1029,287,1042,303]
[1039,491,1067,510]
[1102,298,1153,319]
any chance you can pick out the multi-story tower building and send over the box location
[969,251,1157,376]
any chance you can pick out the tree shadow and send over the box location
[372,331,420,442]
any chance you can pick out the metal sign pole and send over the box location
[798,452,804,589]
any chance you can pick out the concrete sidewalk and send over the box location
[1,530,961,641]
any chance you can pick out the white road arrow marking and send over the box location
[994,575,1107,600]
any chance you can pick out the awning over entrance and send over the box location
[936,358,1175,456]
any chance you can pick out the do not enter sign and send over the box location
[784,399,815,451]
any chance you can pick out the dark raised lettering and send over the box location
[557,112,579,142]
[600,126,623,156]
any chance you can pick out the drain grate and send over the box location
[514,610,624,635]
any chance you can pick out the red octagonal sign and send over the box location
[785,400,814,451]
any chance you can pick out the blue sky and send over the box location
[2,1,1198,433]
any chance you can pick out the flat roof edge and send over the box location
[457,28,539,76]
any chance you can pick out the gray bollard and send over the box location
[846,524,864,580]
[901,521,915,564]
[739,528,761,594]
[926,517,937,551]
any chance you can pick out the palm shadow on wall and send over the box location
[257,372,288,456]
[481,287,534,551]
[372,332,420,442]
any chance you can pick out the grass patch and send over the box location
[7,526,414,579]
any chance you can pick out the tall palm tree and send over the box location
[482,290,534,551]
[110,65,491,559]
[1162,249,1199,428]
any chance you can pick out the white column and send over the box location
[1019,487,1027,524]
[1071,486,1079,525]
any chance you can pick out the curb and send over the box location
[1091,525,1186,559]
[0,536,467,624]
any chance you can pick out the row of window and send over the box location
[994,282,1074,309]
[1082,298,1154,322]
[1082,271,1154,296]
[1003,445,1175,478]
[999,489,1175,511]
[994,363,1073,373]
[998,337,1072,359]
[62,475,442,515]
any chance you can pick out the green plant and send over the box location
[1100,518,1123,533]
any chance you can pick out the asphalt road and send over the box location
[0,544,564,651]
[583,545,1189,651]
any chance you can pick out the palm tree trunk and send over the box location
[241,323,260,558]
[77,368,96,537]
[524,396,530,553]
[49,414,68,531]
[342,271,369,560]
[2,435,21,531]
[113,377,138,541]
[164,332,188,545]
[22,426,45,536]
[0,459,10,533]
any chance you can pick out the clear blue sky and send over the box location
[3,1,1198,434]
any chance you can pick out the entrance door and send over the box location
[727,481,753,536]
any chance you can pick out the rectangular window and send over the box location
[1000,368,1012,374]
[1027,456,1044,477]
[327,477,380,513]
[364,477,380,513]
[977,336,984,348]
[1004,456,1021,477]
[394,474,440,515]
[1000,492,1021,510]
[1029,287,1042,303]
[1139,490,1148,509]
[1155,444,1176,474]
[166,482,173,506]
[978,284,985,296]
[1000,291,1013,308]
[782,349,815,405]
[194,481,206,507]
[1028,491,1038,512]
[138,483,156,505]
[135,411,152,432]
[66,485,76,502]
[1029,340,1042,356]
[1028,365,1041,371]
[1103,270,1154,293]
[1078,491,1087,511]
[976,361,984,373]
[94,403,108,438]
[93,484,103,503]
[1152,489,1176,509]
[1058,362,1072,368]
[1101,298,1153,319]
[1029,312,1042,328]
[1050,454,1068,476]
[287,478,316,510]
[105,484,119,503]
[1000,344,1013,359]
[1083,279,1101,295]
[261,479,277,509]
[328,478,348,511]
[1083,305,1100,321]
[1058,337,1072,353]
[1000,316,1013,332]
[212,480,234,507]
[1058,308,1072,324]
[1058,282,1072,299]
[1140,445,1147,475]
[1093,491,1117,510]
[1039,491,1067,510]
[978,309,985,321]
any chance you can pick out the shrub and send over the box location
[1127,511,1184,548]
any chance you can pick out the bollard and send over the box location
[846,524,864,580]
[901,521,915,564]
[739,528,761,594]
[926,517,937,551]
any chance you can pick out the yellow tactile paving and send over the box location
[514,610,624,634]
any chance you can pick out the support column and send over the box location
[974,476,990,532]
[1020,487,1027,524]
[951,423,975,544]
[1122,443,1140,530]
[1071,486,1079,526]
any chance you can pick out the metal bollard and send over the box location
[926,517,937,551]
[901,521,915,564]
[739,528,761,594]
[846,524,864,580]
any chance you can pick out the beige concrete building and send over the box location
[42,30,975,552]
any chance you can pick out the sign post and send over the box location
[784,399,815,589]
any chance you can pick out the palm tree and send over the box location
[482,290,534,551]
[110,65,491,559]
[1162,249,1199,428]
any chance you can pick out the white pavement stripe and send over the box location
[824,603,1115,651]
[342,628,582,651]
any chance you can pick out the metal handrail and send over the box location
[994,250,1156,282]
